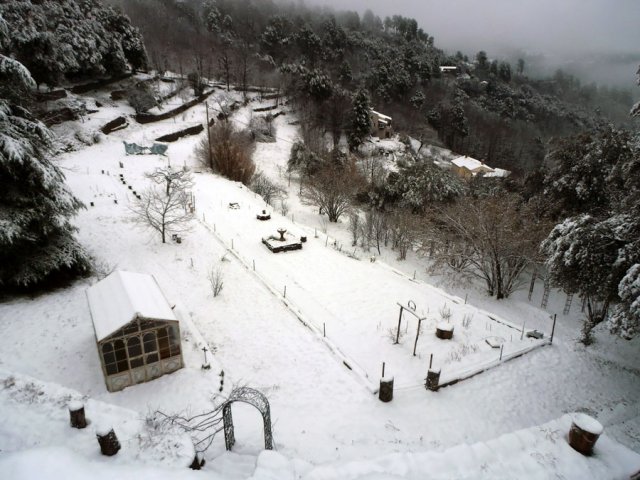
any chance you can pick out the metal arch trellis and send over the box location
[222,387,273,451]
[395,300,428,356]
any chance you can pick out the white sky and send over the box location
[298,0,640,87]
[303,0,639,56]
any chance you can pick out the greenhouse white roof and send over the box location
[86,271,177,341]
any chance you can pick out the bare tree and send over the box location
[388,210,416,260]
[250,171,284,205]
[218,47,233,92]
[363,209,388,254]
[208,265,224,297]
[130,169,194,244]
[424,194,550,299]
[301,163,364,223]
[146,166,193,196]
[348,211,361,246]
[195,120,256,185]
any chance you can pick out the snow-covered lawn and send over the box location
[1,87,640,478]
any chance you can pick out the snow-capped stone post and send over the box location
[569,413,603,455]
[426,368,440,391]
[96,426,121,456]
[68,401,87,429]
[435,323,454,340]
[379,376,394,402]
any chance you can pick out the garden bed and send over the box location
[262,230,303,253]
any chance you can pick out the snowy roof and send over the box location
[452,155,494,173]
[86,271,177,341]
[440,66,458,71]
[370,109,392,121]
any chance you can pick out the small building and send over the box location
[439,66,458,75]
[370,109,393,139]
[451,155,496,180]
[86,271,183,392]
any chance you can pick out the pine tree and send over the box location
[347,88,371,151]
[0,18,89,289]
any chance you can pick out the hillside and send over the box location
[0,73,639,478]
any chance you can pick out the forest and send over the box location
[0,0,638,343]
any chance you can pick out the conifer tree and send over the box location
[0,15,89,289]
[347,88,371,151]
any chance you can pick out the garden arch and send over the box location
[222,387,273,451]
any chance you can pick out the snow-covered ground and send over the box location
[1,82,640,478]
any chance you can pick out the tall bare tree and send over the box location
[301,162,364,222]
[424,194,550,298]
[131,168,194,244]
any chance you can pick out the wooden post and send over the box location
[68,401,87,429]
[205,102,212,168]
[550,314,557,344]
[521,322,526,340]
[253,259,255,271]
[426,368,440,391]
[464,293,468,304]
[429,353,433,369]
[231,239,234,249]
[395,307,403,344]
[96,427,121,456]
[528,269,536,301]
[382,362,385,377]
[283,285,286,298]
[323,322,326,337]
[413,318,423,356]
[499,344,504,361]
[378,376,394,402]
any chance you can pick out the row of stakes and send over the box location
[67,401,205,469]
[87,170,140,207]
[118,173,142,200]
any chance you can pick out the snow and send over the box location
[1,81,640,479]
[573,413,604,436]
[86,270,178,341]
[1,415,637,479]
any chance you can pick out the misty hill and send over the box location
[101,0,637,175]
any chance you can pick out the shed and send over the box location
[86,271,183,392]
[451,155,495,180]
[370,109,393,139]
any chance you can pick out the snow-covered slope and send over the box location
[1,82,639,478]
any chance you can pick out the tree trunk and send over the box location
[495,258,504,299]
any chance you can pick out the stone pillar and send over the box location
[426,368,441,391]
[569,413,603,455]
[68,401,87,429]
[96,426,121,456]
[378,376,394,402]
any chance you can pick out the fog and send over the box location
[301,0,640,89]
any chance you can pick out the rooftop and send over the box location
[86,271,177,341]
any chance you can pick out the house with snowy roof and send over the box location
[439,66,458,75]
[86,270,183,392]
[370,109,393,139]
[451,155,510,180]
